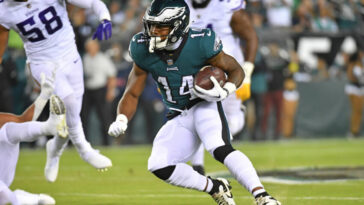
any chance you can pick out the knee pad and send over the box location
[152,165,176,181]
[213,145,235,164]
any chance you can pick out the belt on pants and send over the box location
[166,99,203,120]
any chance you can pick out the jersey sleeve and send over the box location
[128,33,149,71]
[200,29,223,60]
[227,0,246,12]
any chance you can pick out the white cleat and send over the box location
[38,194,56,205]
[14,189,55,205]
[44,139,60,183]
[81,149,112,170]
[210,178,236,205]
[256,195,282,205]
[49,95,68,138]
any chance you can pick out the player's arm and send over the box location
[207,51,244,88]
[117,63,148,119]
[230,9,258,63]
[67,0,112,41]
[108,63,148,137]
[193,51,244,102]
[0,105,35,128]
[231,9,258,101]
[0,25,10,64]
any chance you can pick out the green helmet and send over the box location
[143,0,190,53]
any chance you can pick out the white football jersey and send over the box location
[0,0,76,62]
[186,0,246,64]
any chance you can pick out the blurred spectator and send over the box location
[292,0,314,32]
[311,0,339,33]
[263,0,293,27]
[345,49,364,138]
[330,0,358,30]
[110,1,125,27]
[249,50,268,141]
[81,39,117,146]
[71,9,93,57]
[261,43,290,139]
[281,51,300,138]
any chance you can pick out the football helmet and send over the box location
[192,0,211,8]
[143,0,190,53]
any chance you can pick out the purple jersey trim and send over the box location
[230,0,246,12]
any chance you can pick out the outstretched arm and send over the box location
[67,0,112,40]
[108,63,148,137]
[117,63,148,119]
[0,25,10,64]
[0,105,35,128]
[231,9,258,101]
[230,9,258,63]
[67,0,111,21]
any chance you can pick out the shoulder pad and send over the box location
[129,32,149,66]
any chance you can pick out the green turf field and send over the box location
[12,138,364,205]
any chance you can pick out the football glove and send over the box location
[39,71,55,100]
[108,114,128,137]
[33,71,56,121]
[92,19,112,41]
[241,61,254,84]
[193,76,236,102]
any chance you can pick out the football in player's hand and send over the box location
[194,65,227,90]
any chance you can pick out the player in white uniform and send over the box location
[0,73,66,205]
[185,0,258,174]
[0,0,113,183]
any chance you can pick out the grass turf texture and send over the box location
[12,138,364,205]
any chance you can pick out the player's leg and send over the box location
[62,55,111,169]
[190,144,205,175]
[195,101,281,205]
[148,110,235,205]
[13,189,55,205]
[222,95,245,136]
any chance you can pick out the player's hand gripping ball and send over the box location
[194,65,226,90]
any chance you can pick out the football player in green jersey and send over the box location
[108,0,281,204]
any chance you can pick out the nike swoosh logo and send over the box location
[73,58,79,64]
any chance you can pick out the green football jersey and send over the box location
[129,28,223,110]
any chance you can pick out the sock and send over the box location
[48,136,69,158]
[68,124,92,154]
[223,150,263,193]
[5,121,50,144]
[253,189,268,198]
[165,163,209,192]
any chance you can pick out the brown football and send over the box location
[194,65,227,90]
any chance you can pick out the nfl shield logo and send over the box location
[167,59,173,66]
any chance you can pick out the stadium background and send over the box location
[2,1,364,204]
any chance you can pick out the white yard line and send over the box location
[54,193,364,201]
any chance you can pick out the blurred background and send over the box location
[1,0,364,147]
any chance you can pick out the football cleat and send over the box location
[44,139,61,183]
[49,95,68,138]
[256,195,282,205]
[81,149,112,170]
[210,177,236,205]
